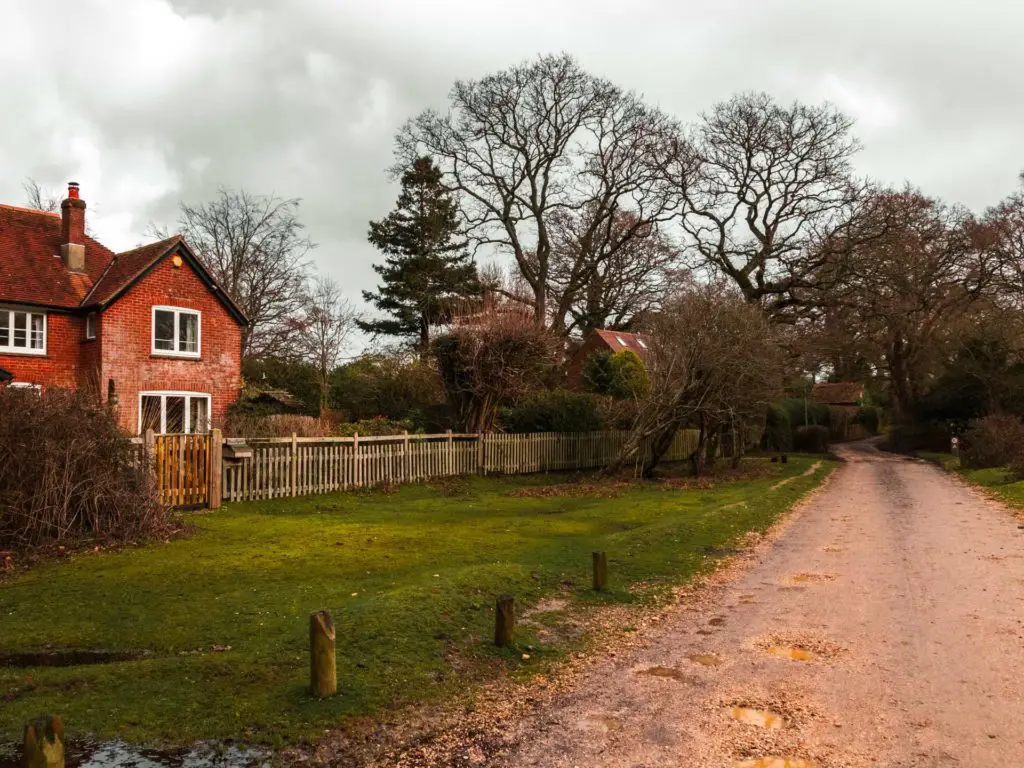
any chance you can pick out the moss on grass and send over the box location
[0,457,831,748]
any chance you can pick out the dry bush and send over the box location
[222,412,335,438]
[0,388,170,550]
[961,414,1024,474]
[794,424,831,453]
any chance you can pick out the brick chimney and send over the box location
[60,182,86,273]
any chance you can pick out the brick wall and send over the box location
[0,312,93,390]
[565,333,610,390]
[100,255,243,432]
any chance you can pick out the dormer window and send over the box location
[152,306,200,358]
[0,308,46,355]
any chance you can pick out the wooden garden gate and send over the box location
[147,432,215,507]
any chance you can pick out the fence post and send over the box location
[495,594,515,647]
[593,551,607,591]
[290,432,298,497]
[208,429,223,509]
[353,432,361,488]
[403,431,410,483]
[446,429,453,476]
[476,433,484,475]
[309,610,337,697]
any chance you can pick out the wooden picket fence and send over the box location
[147,432,215,507]
[219,429,703,503]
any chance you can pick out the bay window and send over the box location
[152,306,200,358]
[0,308,46,355]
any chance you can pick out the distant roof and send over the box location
[812,382,865,405]
[0,367,13,383]
[254,389,300,408]
[591,329,651,356]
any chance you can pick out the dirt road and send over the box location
[495,445,1024,767]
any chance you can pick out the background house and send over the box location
[0,183,247,433]
[566,329,651,390]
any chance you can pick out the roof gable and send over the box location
[591,329,651,356]
[812,382,865,405]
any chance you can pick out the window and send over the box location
[636,338,647,349]
[9,382,41,392]
[139,392,211,434]
[615,335,629,347]
[85,312,97,340]
[152,306,200,357]
[0,308,46,355]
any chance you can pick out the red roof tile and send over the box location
[84,235,183,305]
[592,329,651,357]
[812,382,865,405]
[0,204,115,308]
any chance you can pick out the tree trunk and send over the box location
[691,417,708,476]
[642,424,677,478]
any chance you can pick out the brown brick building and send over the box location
[0,183,246,433]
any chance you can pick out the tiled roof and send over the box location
[812,382,865,405]
[592,329,651,357]
[84,235,183,305]
[0,204,115,308]
[0,204,243,323]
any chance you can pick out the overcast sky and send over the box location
[3,0,1022,323]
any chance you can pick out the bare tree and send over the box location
[165,187,313,359]
[549,209,682,334]
[23,178,62,213]
[397,54,680,331]
[665,93,865,317]
[293,276,358,414]
[983,171,1024,310]
[609,283,785,476]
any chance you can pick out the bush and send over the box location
[763,403,792,451]
[0,388,170,550]
[793,424,830,453]
[854,406,881,435]
[961,414,1024,474]
[330,355,444,426]
[335,417,419,437]
[500,390,607,433]
[223,412,335,438]
[583,349,650,399]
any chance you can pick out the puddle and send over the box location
[767,646,814,662]
[0,740,268,768]
[734,759,816,768]
[0,650,151,668]
[729,707,786,730]
[687,652,723,666]
[637,665,688,681]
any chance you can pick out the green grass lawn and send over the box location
[0,457,831,748]
[920,452,1024,508]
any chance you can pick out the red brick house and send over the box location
[0,183,246,434]
[566,328,651,390]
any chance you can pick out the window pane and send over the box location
[86,314,96,339]
[12,312,27,347]
[165,396,185,433]
[141,396,162,433]
[189,397,209,433]
[179,312,198,353]
[154,310,175,351]
[0,312,8,346]
[30,314,44,349]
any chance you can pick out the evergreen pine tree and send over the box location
[361,157,480,353]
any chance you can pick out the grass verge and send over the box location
[0,456,831,749]
[919,451,1024,508]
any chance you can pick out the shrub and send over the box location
[500,390,607,433]
[582,349,649,399]
[329,355,443,426]
[335,417,419,437]
[223,412,335,438]
[793,424,830,453]
[763,403,792,451]
[854,406,881,435]
[0,388,170,550]
[961,414,1024,473]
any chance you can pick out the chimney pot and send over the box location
[67,181,80,199]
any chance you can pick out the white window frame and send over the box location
[138,391,212,435]
[615,335,629,347]
[9,382,41,392]
[151,306,201,359]
[0,307,47,356]
[85,312,97,340]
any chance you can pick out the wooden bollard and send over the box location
[23,715,64,768]
[494,594,515,647]
[593,551,607,592]
[309,610,337,697]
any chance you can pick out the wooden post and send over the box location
[309,610,337,697]
[593,551,607,591]
[290,432,298,497]
[494,593,515,647]
[477,433,485,475]
[403,431,410,483]
[23,715,64,768]
[208,429,223,509]
[446,429,453,476]
[353,432,361,488]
